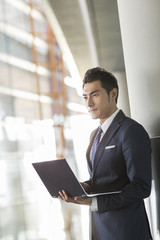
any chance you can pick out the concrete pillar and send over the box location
[117,0,160,137]
[117,1,160,239]
[114,71,131,117]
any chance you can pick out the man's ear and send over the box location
[110,88,118,101]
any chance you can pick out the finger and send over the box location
[59,190,73,202]
[62,190,75,202]
[58,191,66,200]
[62,190,69,201]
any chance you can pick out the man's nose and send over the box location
[87,96,94,107]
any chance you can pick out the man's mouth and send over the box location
[89,109,97,113]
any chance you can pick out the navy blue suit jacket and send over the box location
[86,110,152,240]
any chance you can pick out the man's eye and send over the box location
[93,94,98,97]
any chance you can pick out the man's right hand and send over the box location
[58,190,92,206]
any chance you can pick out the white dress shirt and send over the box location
[91,109,120,211]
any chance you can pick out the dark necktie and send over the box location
[91,127,103,166]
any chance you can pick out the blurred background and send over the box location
[0,0,159,239]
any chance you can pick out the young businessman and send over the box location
[59,67,152,240]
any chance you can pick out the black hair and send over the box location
[83,67,119,103]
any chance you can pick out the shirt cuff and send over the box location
[91,197,98,211]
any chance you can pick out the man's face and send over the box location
[83,80,117,124]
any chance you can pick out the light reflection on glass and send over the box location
[0,0,88,239]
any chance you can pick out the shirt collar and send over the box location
[100,109,120,134]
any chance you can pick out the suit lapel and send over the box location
[92,110,125,175]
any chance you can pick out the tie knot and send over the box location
[98,126,103,134]
[95,126,103,140]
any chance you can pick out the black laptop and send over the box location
[32,159,121,198]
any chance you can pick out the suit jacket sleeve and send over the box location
[97,123,152,213]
